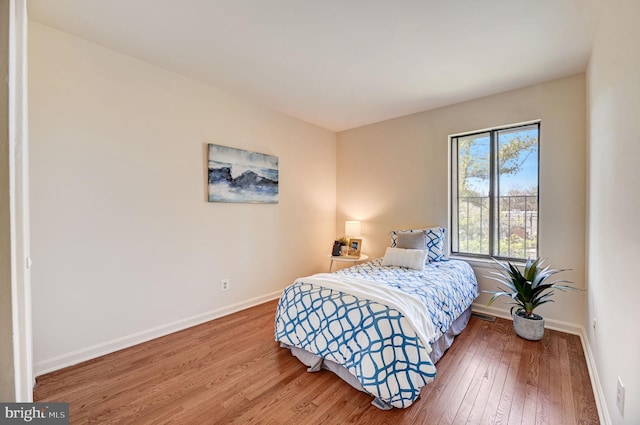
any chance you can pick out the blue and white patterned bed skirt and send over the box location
[274,258,478,408]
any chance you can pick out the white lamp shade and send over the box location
[345,221,361,237]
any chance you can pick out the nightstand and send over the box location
[327,254,369,272]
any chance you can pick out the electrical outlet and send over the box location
[616,377,625,416]
[221,278,230,291]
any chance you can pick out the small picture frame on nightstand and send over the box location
[347,238,362,257]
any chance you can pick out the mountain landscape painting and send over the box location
[208,144,279,203]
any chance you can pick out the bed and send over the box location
[274,251,479,409]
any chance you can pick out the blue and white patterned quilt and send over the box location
[274,258,478,408]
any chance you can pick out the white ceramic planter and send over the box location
[513,312,545,341]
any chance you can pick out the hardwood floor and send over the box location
[34,300,600,424]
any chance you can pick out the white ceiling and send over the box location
[28,0,601,132]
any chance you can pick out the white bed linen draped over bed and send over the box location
[294,273,436,353]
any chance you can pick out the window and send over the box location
[450,122,539,260]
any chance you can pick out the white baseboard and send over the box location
[578,328,612,425]
[471,303,611,425]
[33,290,282,377]
[471,303,583,335]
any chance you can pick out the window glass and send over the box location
[456,132,490,255]
[451,123,539,260]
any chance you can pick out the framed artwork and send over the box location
[207,144,279,204]
[348,238,362,257]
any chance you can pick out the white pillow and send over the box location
[382,247,427,270]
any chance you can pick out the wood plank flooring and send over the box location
[34,300,600,424]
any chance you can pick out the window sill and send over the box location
[449,255,527,269]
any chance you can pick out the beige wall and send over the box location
[337,74,587,326]
[587,0,640,423]
[29,22,336,374]
[0,0,16,402]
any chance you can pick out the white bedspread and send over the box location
[297,273,435,353]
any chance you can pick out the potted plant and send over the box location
[484,257,579,341]
[337,237,349,255]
